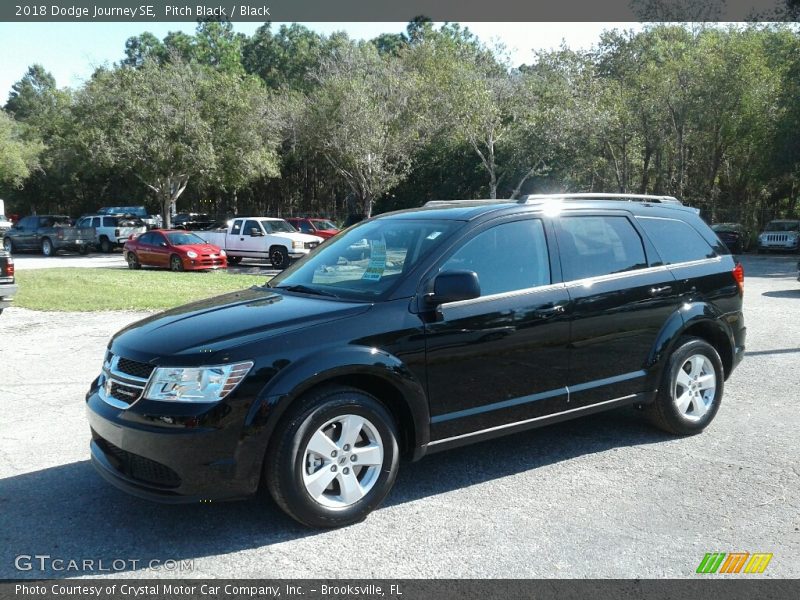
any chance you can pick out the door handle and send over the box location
[534,305,565,318]
[649,285,672,296]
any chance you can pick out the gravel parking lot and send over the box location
[1,254,798,579]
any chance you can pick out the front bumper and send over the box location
[85,390,258,502]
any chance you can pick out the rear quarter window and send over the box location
[637,217,716,264]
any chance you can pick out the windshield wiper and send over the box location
[274,284,338,298]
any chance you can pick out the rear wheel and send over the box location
[270,246,290,269]
[3,238,12,253]
[126,252,141,270]
[170,254,184,272]
[41,238,55,257]
[265,385,399,528]
[645,336,724,435]
[78,245,89,255]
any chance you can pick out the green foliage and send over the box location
[3,21,800,231]
[0,110,43,188]
[15,268,263,311]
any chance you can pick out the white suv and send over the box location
[757,219,800,253]
[77,214,147,253]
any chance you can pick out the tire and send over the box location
[99,237,112,253]
[169,254,184,272]
[3,237,13,253]
[126,252,141,270]
[645,336,724,435]
[79,245,89,255]
[227,256,242,265]
[41,238,55,257]
[270,246,290,269]
[265,385,400,528]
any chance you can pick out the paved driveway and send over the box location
[0,255,798,579]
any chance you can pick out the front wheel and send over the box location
[41,238,55,257]
[270,246,290,269]
[3,238,13,253]
[227,256,242,265]
[169,254,184,272]
[99,237,112,253]
[265,385,399,528]
[645,337,724,435]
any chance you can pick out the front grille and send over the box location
[765,234,789,242]
[117,357,155,379]
[94,435,181,488]
[109,381,142,404]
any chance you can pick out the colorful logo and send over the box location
[696,552,773,574]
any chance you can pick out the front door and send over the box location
[424,217,571,442]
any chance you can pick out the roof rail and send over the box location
[521,193,683,205]
[423,199,512,207]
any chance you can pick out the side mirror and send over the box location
[250,228,264,237]
[426,270,481,305]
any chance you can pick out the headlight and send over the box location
[292,240,303,249]
[143,361,254,403]
[186,251,198,258]
[219,249,226,257]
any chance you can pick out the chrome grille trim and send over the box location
[99,353,151,410]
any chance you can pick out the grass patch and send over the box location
[15,268,269,311]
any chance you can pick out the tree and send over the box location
[305,42,428,217]
[73,60,280,227]
[0,110,43,189]
[5,64,59,120]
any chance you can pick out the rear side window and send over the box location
[441,219,551,297]
[637,217,716,264]
[103,217,118,227]
[556,216,647,280]
[231,220,243,235]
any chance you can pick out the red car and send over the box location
[285,217,340,239]
[123,229,227,271]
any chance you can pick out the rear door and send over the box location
[424,216,572,442]
[555,212,680,408]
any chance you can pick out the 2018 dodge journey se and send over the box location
[86,194,746,527]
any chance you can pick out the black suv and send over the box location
[86,194,746,527]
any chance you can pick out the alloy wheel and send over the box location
[673,354,717,421]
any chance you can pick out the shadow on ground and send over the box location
[0,409,670,578]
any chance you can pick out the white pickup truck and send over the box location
[195,217,324,269]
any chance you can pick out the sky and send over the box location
[0,21,645,100]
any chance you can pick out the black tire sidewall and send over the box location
[658,338,724,434]
[273,393,399,528]
[270,247,289,269]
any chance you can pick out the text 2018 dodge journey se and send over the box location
[86,194,746,527]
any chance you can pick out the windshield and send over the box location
[101,206,147,217]
[166,232,206,246]
[270,219,459,301]
[712,223,739,232]
[264,220,297,233]
[765,221,800,232]
[314,220,338,230]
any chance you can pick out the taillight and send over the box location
[4,257,13,277]
[57,228,64,240]
[733,262,744,295]
[115,228,120,237]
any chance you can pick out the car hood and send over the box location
[276,232,324,243]
[110,286,370,360]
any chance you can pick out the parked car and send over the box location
[194,217,323,269]
[172,213,216,231]
[76,214,147,253]
[711,222,750,254]
[123,230,227,272]
[757,219,800,253]
[98,206,160,230]
[285,217,341,240]
[3,215,95,256]
[0,250,16,316]
[86,193,745,528]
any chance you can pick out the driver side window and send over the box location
[441,219,551,297]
